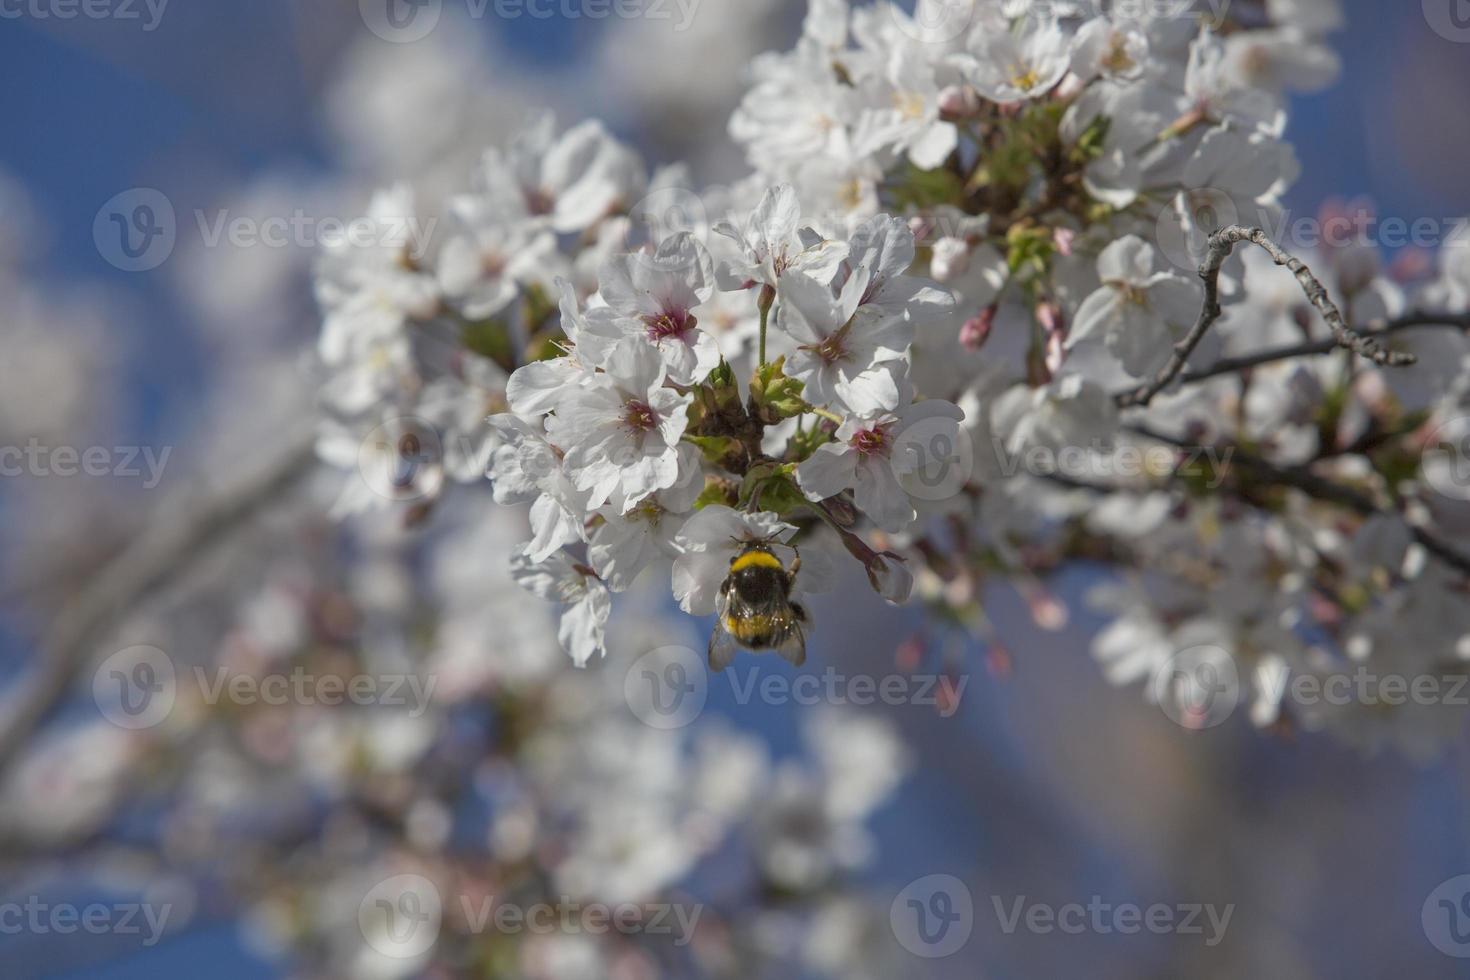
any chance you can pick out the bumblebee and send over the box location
[709,542,807,671]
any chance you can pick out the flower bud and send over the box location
[937,84,981,120]
[1051,227,1076,257]
[931,237,970,282]
[960,305,997,351]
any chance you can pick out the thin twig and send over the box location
[1171,311,1470,388]
[0,432,319,780]
[1117,225,1417,408]
[1127,423,1470,578]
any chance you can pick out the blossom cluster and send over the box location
[312,0,1470,756]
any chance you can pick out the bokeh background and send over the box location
[3,0,1470,976]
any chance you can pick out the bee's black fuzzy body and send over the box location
[708,543,807,670]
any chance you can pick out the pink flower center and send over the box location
[525,187,556,217]
[623,400,658,432]
[643,309,694,342]
[850,425,890,457]
[805,323,851,365]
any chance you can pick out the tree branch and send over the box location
[1171,311,1470,388]
[1127,423,1470,578]
[0,432,319,780]
[1116,225,1417,409]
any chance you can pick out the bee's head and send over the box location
[730,542,775,565]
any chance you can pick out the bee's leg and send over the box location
[789,545,801,583]
[791,601,808,624]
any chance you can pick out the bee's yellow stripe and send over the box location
[730,550,783,573]
[726,614,775,640]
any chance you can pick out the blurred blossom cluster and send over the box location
[312,0,1470,757]
[7,497,910,977]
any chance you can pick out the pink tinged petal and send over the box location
[507,358,581,419]
[850,215,916,284]
[869,553,914,604]
[853,457,916,534]
[837,260,874,322]
[597,253,647,316]
[776,270,843,344]
[672,548,727,616]
[756,184,801,250]
[526,493,582,562]
[797,442,858,501]
[650,388,693,445]
[1145,274,1206,328]
[603,338,666,397]
[908,121,958,170]
[1068,287,1122,348]
[790,238,850,284]
[1096,234,1155,284]
[559,582,610,667]
[835,364,903,416]
[1108,300,1173,378]
[509,550,569,602]
[589,518,654,592]
[673,503,750,550]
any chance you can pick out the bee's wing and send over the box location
[708,589,739,672]
[708,624,740,672]
[773,619,806,668]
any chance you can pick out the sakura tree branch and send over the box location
[1127,423,1470,578]
[1172,310,1470,387]
[1116,225,1417,409]
[0,432,319,780]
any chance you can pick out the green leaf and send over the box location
[461,318,515,366]
[890,162,965,211]
[683,434,743,468]
[694,478,738,511]
[749,357,808,423]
